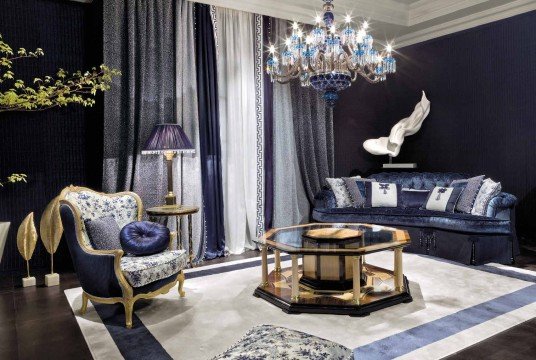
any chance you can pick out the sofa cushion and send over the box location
[312,207,511,235]
[423,187,463,212]
[365,182,400,208]
[326,177,360,208]
[120,250,188,287]
[401,189,430,208]
[472,178,501,216]
[451,175,485,213]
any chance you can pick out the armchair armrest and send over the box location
[486,192,517,219]
[60,203,128,298]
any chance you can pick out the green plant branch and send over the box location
[0,33,120,113]
[0,173,27,187]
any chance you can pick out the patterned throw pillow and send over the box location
[401,189,430,209]
[211,324,352,360]
[365,182,400,208]
[326,176,361,208]
[84,216,122,250]
[342,177,375,208]
[471,178,501,216]
[423,187,463,212]
[450,175,485,213]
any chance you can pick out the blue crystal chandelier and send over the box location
[266,0,396,107]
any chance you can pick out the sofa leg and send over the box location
[470,241,476,265]
[124,300,134,329]
[178,271,186,298]
[511,236,516,265]
[80,292,89,315]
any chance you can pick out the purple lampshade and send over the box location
[142,124,195,154]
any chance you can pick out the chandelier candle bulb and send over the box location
[266,0,396,107]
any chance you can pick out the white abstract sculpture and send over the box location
[363,91,430,158]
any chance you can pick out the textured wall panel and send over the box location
[0,0,103,271]
[334,11,536,242]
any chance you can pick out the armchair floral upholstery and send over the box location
[59,186,187,328]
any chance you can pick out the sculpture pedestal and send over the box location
[382,163,417,169]
[45,273,60,287]
[22,276,36,287]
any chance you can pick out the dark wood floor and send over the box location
[1,249,535,360]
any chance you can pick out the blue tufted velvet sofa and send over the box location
[313,172,519,265]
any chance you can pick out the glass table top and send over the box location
[256,223,410,255]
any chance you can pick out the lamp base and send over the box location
[165,192,177,206]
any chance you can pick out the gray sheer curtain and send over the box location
[175,0,204,261]
[272,19,310,227]
[290,82,335,202]
[103,0,204,261]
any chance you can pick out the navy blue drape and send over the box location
[263,15,274,230]
[194,4,226,259]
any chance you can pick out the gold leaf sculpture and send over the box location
[40,196,63,274]
[17,212,38,278]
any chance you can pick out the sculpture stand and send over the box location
[22,276,36,287]
[45,273,60,287]
[382,156,417,169]
[45,254,60,287]
[22,261,36,287]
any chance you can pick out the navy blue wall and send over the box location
[334,11,536,242]
[0,0,103,271]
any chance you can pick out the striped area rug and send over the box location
[64,252,536,359]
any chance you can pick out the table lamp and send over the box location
[142,124,195,206]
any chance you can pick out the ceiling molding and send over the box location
[396,0,536,47]
[190,0,409,26]
[408,0,488,26]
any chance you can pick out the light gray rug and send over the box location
[64,252,536,360]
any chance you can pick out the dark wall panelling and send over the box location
[0,0,104,272]
[334,11,536,242]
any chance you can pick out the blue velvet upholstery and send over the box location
[120,221,170,256]
[369,172,468,190]
[312,172,518,265]
[60,205,124,298]
[312,207,511,235]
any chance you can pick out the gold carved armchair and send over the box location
[59,186,187,328]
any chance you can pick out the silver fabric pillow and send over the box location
[84,216,122,250]
[450,175,485,213]
[471,178,501,216]
[326,176,360,208]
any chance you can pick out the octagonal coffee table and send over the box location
[253,223,412,316]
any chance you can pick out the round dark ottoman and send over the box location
[120,221,170,256]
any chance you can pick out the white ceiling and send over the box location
[192,0,536,47]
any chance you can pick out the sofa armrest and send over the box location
[314,187,337,209]
[486,192,517,220]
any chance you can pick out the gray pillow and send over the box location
[450,175,485,213]
[471,178,501,216]
[84,216,122,250]
[326,176,360,208]
[342,177,376,208]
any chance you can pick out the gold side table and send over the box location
[146,205,199,267]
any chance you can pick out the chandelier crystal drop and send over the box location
[266,0,396,107]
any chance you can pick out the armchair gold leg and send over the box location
[178,271,186,298]
[124,300,134,329]
[80,292,89,315]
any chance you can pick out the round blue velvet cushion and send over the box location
[120,221,170,256]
